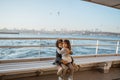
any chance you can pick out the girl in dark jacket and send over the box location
[53,39,63,76]
[53,39,63,65]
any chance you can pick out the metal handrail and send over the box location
[0,37,120,41]
[0,44,119,48]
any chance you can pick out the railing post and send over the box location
[95,40,99,55]
[71,40,74,45]
[116,41,119,55]
[39,39,41,58]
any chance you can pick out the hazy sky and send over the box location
[0,0,120,33]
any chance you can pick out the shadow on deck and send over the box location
[7,68,120,80]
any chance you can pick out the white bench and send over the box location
[75,56,120,73]
[0,55,120,80]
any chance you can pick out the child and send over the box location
[53,39,64,77]
[57,39,74,80]
[53,39,63,65]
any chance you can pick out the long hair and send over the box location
[56,39,63,49]
[63,39,71,50]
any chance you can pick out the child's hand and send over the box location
[67,49,72,54]
[61,60,68,64]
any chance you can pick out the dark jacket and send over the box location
[55,50,62,65]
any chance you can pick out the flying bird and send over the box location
[57,11,60,16]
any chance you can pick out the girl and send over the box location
[53,39,65,79]
[53,39,63,66]
[57,39,74,80]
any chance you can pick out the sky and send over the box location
[0,0,120,33]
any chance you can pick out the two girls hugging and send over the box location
[53,39,77,80]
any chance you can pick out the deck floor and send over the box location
[8,68,120,80]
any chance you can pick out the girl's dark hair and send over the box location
[56,39,63,48]
[64,39,71,50]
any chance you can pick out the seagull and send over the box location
[57,11,60,16]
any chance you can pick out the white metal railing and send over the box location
[116,41,119,54]
[0,37,120,59]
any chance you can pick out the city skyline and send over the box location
[0,0,120,33]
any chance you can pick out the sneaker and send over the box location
[52,62,56,65]
[58,76,64,80]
